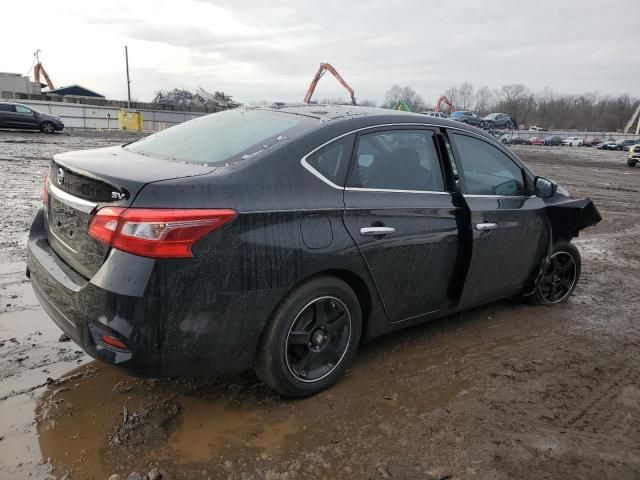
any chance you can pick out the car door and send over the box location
[448,131,549,307]
[0,104,20,127]
[13,104,38,129]
[343,127,464,323]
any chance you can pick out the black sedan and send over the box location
[0,102,64,133]
[27,106,601,397]
[543,135,563,146]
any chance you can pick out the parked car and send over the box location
[450,110,486,128]
[628,149,640,167]
[0,102,64,133]
[582,137,602,147]
[562,136,583,146]
[527,136,544,146]
[544,135,564,146]
[26,106,601,397]
[627,144,640,155]
[597,140,617,150]
[507,135,527,145]
[622,140,640,151]
[496,133,525,145]
[420,111,448,119]
[605,139,637,150]
[483,113,517,130]
[529,126,547,132]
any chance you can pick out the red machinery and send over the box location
[435,95,455,113]
[33,49,54,90]
[304,63,356,105]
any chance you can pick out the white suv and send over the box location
[562,136,584,146]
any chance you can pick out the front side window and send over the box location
[15,105,32,114]
[305,134,354,186]
[450,133,525,196]
[348,129,445,192]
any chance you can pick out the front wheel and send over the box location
[40,121,55,134]
[254,276,362,397]
[528,242,581,305]
[628,158,638,167]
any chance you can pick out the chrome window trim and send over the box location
[345,187,451,195]
[48,183,98,214]
[463,194,536,199]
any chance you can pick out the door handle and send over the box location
[475,222,497,231]
[360,226,396,236]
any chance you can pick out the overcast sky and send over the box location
[2,0,639,104]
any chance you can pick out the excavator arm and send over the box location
[435,95,455,113]
[34,63,54,90]
[33,50,54,90]
[304,63,356,105]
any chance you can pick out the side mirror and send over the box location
[534,176,556,198]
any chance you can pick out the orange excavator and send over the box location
[435,95,455,113]
[33,49,54,91]
[304,63,356,105]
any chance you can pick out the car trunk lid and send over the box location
[45,145,215,278]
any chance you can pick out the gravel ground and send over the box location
[0,129,639,480]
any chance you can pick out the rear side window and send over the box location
[450,133,525,196]
[0,104,15,112]
[125,109,315,165]
[348,129,445,192]
[305,134,354,186]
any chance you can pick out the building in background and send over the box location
[0,72,41,95]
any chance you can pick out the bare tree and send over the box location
[474,86,493,114]
[358,99,377,107]
[383,85,426,112]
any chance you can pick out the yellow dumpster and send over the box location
[118,110,144,131]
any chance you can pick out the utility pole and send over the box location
[125,45,131,110]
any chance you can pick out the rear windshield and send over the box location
[125,109,314,165]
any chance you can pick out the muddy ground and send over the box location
[0,129,639,480]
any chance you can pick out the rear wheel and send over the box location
[40,121,55,134]
[254,276,362,397]
[528,242,581,305]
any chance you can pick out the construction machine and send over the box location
[435,95,456,113]
[304,63,356,105]
[33,49,54,91]
[623,103,640,135]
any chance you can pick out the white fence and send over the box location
[13,99,207,131]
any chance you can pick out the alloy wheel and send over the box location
[539,251,577,303]
[285,296,351,383]
[42,122,54,134]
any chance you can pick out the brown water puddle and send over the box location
[34,334,471,479]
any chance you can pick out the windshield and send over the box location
[125,109,315,165]
[486,113,499,119]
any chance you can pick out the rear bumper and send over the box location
[27,207,284,378]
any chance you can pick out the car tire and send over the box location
[479,121,486,128]
[506,122,513,130]
[628,159,638,167]
[528,241,581,305]
[40,121,55,134]
[254,275,362,397]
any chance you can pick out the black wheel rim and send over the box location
[539,252,577,303]
[285,296,351,383]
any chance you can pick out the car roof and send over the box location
[251,104,495,140]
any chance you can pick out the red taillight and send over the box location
[101,335,128,350]
[43,176,49,205]
[88,208,238,258]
